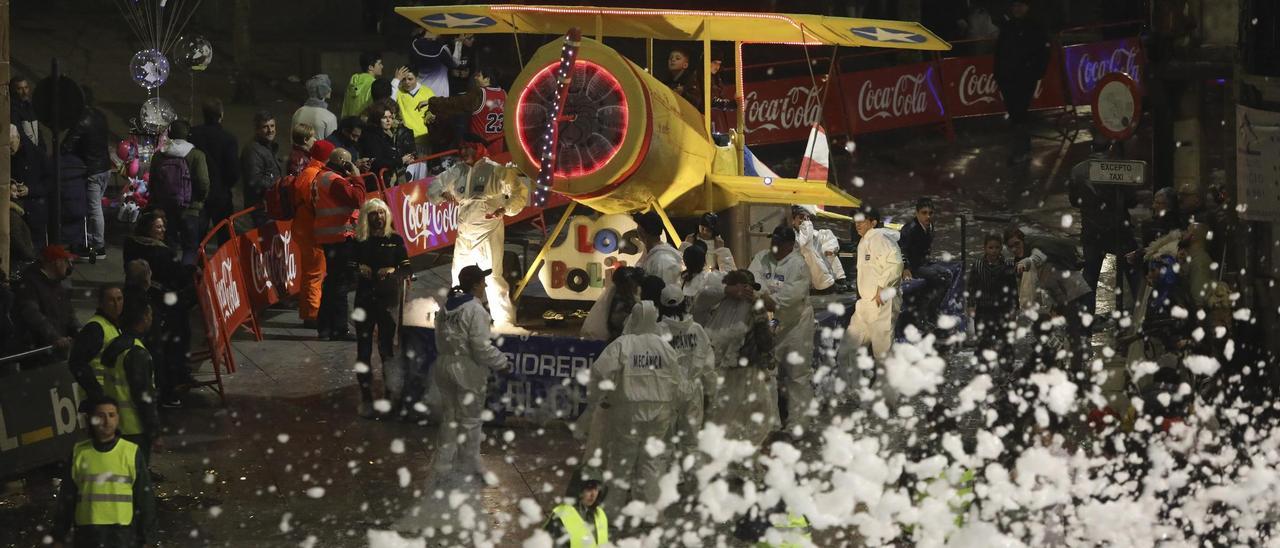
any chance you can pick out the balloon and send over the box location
[139,97,177,133]
[130,49,170,90]
[116,140,134,161]
[127,158,141,177]
[177,35,213,72]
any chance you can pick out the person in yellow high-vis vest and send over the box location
[97,297,161,462]
[543,480,609,547]
[53,396,156,548]
[67,286,125,401]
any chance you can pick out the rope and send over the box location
[510,15,525,70]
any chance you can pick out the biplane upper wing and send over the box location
[396,5,950,51]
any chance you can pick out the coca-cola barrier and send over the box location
[742,36,1143,146]
[194,175,568,399]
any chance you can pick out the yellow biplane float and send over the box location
[396,4,950,300]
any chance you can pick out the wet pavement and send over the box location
[0,108,1147,547]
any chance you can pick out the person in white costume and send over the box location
[790,206,836,291]
[701,269,780,446]
[679,245,727,326]
[431,265,508,478]
[839,205,904,372]
[632,211,682,287]
[585,301,680,512]
[748,225,815,433]
[656,285,716,467]
[429,143,528,327]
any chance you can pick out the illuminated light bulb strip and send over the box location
[489,5,825,44]
[532,27,583,208]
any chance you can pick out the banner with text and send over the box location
[206,238,253,340]
[743,76,847,146]
[0,366,86,478]
[1061,37,1145,105]
[939,50,1068,117]
[840,61,948,135]
[238,221,302,310]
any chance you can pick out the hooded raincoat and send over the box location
[585,302,679,510]
[658,313,715,462]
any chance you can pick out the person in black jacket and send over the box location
[11,245,79,362]
[359,105,416,187]
[68,87,111,260]
[46,146,91,252]
[100,298,162,459]
[1069,140,1140,318]
[350,198,411,417]
[189,98,241,237]
[123,210,197,404]
[898,198,952,332]
[67,285,125,400]
[993,0,1049,164]
[967,233,1017,357]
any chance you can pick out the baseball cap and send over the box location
[458,265,492,288]
[632,211,664,237]
[722,269,761,290]
[659,285,686,308]
[41,244,77,262]
[771,225,797,245]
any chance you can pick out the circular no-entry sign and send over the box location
[1091,72,1141,141]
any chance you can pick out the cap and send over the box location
[699,212,719,228]
[659,285,686,308]
[790,205,814,218]
[771,225,797,244]
[41,244,76,262]
[309,139,335,162]
[458,265,492,288]
[632,211,664,237]
[722,269,761,290]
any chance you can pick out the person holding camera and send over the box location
[291,142,366,337]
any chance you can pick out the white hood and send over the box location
[162,139,194,158]
[622,301,661,336]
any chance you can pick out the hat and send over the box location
[458,264,492,288]
[699,212,719,228]
[41,244,76,262]
[659,284,686,308]
[722,269,761,290]
[305,74,333,100]
[790,205,814,218]
[309,139,335,162]
[771,225,797,245]
[632,211,665,237]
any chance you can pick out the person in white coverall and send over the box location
[632,211,683,287]
[430,144,528,327]
[840,205,904,376]
[679,244,727,326]
[790,206,835,291]
[585,301,680,512]
[656,285,716,468]
[432,265,508,477]
[679,212,736,272]
[701,269,780,446]
[749,225,815,433]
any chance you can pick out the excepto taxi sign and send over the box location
[1088,159,1147,186]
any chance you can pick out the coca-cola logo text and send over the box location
[857,72,933,122]
[745,85,824,132]
[957,64,1046,106]
[270,230,298,292]
[403,194,458,247]
[1076,47,1141,94]
[213,257,241,321]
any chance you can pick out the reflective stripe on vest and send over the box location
[87,315,122,385]
[312,171,357,244]
[756,513,811,548]
[551,504,608,548]
[72,438,138,526]
[102,338,147,436]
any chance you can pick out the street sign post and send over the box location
[1087,159,1147,186]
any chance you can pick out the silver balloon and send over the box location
[139,97,177,133]
[130,49,170,90]
[178,35,213,72]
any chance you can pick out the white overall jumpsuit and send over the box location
[815,228,846,281]
[658,313,715,463]
[586,302,680,510]
[678,238,737,272]
[431,158,529,327]
[749,248,815,431]
[840,227,903,366]
[637,242,683,288]
[700,283,781,446]
[432,292,508,475]
[796,219,836,291]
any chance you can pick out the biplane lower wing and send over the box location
[705,174,861,209]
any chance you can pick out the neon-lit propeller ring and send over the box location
[516,60,629,179]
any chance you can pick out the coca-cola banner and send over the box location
[205,238,253,339]
[940,50,1068,118]
[237,221,302,310]
[840,61,947,135]
[1061,37,1145,106]
[742,76,846,146]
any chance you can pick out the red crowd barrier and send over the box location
[192,160,570,400]
[739,27,1145,146]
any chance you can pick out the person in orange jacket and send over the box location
[313,148,367,339]
[291,141,366,334]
